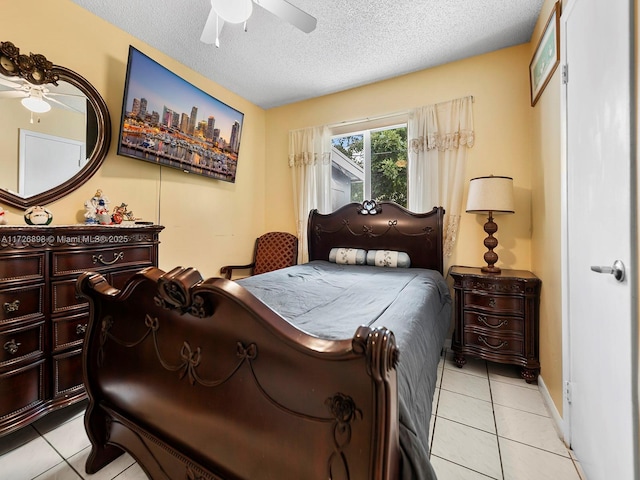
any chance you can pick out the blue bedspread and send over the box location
[238,260,452,479]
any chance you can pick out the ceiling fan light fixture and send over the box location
[21,95,51,113]
[211,0,253,24]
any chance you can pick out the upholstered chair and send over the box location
[220,231,298,279]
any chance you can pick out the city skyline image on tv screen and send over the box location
[117,46,244,183]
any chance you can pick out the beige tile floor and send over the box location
[430,350,586,480]
[0,348,586,479]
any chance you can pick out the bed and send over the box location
[77,201,452,480]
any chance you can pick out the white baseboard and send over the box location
[538,374,569,447]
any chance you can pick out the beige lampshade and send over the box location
[466,175,515,214]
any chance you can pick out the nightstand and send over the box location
[449,266,541,383]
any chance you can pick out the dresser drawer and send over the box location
[51,278,88,314]
[53,348,84,398]
[0,253,45,285]
[0,321,45,368]
[0,359,46,419]
[52,312,89,352]
[52,245,155,276]
[462,330,524,357]
[0,284,44,324]
[462,311,524,335]
[463,292,523,315]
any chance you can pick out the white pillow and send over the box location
[328,247,367,265]
[366,250,411,268]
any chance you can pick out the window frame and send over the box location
[330,122,408,205]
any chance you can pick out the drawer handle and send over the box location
[477,315,508,329]
[3,300,20,313]
[4,339,21,355]
[76,323,88,336]
[488,298,496,308]
[478,335,508,350]
[92,251,124,265]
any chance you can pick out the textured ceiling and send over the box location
[70,0,544,109]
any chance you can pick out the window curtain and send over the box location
[407,96,474,262]
[288,126,332,264]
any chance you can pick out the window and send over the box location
[331,124,407,210]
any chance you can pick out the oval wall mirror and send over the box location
[0,41,111,209]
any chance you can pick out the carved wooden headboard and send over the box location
[307,201,445,274]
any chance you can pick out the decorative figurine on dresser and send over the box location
[449,266,542,383]
[0,223,163,436]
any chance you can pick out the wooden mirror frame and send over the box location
[0,41,111,209]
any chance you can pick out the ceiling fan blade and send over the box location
[46,91,85,98]
[200,5,225,45]
[0,76,24,89]
[254,0,317,33]
[44,94,83,113]
[0,90,26,98]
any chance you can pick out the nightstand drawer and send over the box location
[462,311,524,335]
[463,292,523,315]
[463,331,524,357]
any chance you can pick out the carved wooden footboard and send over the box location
[78,266,401,480]
[78,201,446,480]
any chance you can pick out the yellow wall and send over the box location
[3,0,568,416]
[2,0,268,279]
[265,44,535,272]
[529,0,564,414]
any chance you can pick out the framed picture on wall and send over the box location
[529,1,561,107]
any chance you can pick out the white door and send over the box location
[19,129,86,197]
[563,0,638,479]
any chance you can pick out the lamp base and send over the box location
[481,265,502,274]
[481,212,501,274]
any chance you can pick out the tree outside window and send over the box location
[331,125,407,209]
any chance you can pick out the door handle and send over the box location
[590,260,625,282]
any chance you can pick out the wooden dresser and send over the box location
[449,265,541,383]
[0,224,163,436]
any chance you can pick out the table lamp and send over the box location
[466,175,515,274]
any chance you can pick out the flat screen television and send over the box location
[117,46,244,183]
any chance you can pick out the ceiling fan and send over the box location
[200,0,317,47]
[0,76,85,114]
